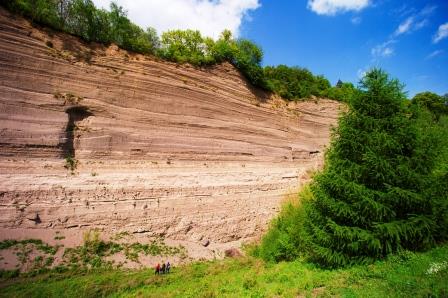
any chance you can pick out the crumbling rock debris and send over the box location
[224,248,242,258]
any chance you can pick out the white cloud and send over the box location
[370,5,436,61]
[415,19,428,30]
[351,16,362,25]
[433,22,448,43]
[92,0,260,39]
[381,47,394,57]
[393,5,435,37]
[393,4,415,18]
[394,17,414,36]
[307,0,369,16]
[357,68,367,79]
[371,40,395,58]
[425,50,444,60]
[421,5,437,16]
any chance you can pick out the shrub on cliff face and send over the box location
[304,69,444,267]
[255,186,313,262]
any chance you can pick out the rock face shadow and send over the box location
[62,106,92,158]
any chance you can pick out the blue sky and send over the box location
[240,0,448,97]
[94,0,448,97]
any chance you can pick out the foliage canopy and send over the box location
[411,91,448,121]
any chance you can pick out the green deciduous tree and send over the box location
[233,39,266,87]
[208,30,237,63]
[411,92,448,121]
[323,82,357,103]
[159,29,211,65]
[3,0,60,28]
[264,65,330,100]
[146,27,160,52]
[67,0,104,42]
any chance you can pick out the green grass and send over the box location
[0,239,57,254]
[1,244,447,297]
[0,233,186,278]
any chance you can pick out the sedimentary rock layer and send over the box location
[0,8,341,252]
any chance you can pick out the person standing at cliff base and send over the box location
[166,261,171,274]
[155,263,160,275]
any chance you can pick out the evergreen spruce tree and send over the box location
[305,69,439,267]
[336,79,343,88]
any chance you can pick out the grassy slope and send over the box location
[1,244,447,298]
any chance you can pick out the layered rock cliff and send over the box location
[0,8,342,257]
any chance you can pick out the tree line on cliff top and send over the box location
[2,0,357,101]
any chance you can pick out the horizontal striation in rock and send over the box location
[0,8,342,252]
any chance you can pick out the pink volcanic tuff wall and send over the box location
[0,8,341,251]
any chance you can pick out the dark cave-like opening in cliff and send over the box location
[62,106,92,158]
